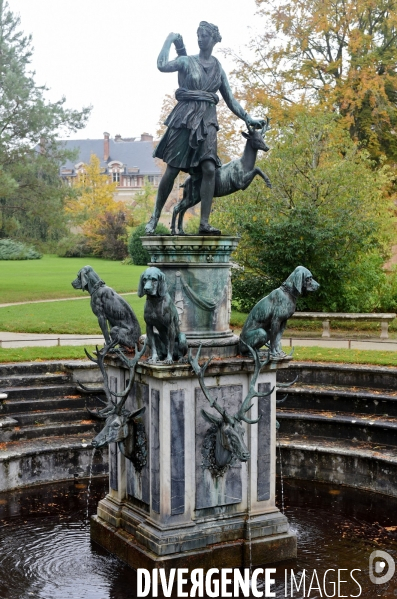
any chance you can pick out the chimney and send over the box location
[103,132,110,161]
[115,134,122,142]
[141,132,153,142]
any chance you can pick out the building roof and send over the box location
[59,135,162,176]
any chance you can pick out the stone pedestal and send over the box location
[91,356,297,570]
[140,236,240,357]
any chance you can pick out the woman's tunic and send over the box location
[154,55,223,173]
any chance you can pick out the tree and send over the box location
[85,210,129,261]
[65,154,118,225]
[132,178,157,224]
[65,154,135,260]
[0,1,90,242]
[229,0,397,162]
[212,112,395,312]
[128,222,170,265]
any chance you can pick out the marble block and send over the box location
[91,356,297,569]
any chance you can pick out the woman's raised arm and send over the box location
[157,33,187,73]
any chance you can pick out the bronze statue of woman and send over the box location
[145,21,265,235]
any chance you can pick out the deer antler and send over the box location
[235,342,274,424]
[82,343,118,411]
[275,373,298,405]
[277,375,298,388]
[188,345,234,425]
[110,340,147,414]
[83,340,146,418]
[261,116,270,134]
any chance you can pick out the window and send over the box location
[112,172,120,183]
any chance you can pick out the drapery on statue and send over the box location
[145,21,266,236]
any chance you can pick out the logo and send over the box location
[369,550,395,585]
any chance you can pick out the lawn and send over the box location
[1,344,397,366]
[0,346,97,363]
[291,346,397,366]
[0,295,145,334]
[0,254,145,303]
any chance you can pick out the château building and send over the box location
[59,132,162,202]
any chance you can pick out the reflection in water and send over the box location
[0,478,397,598]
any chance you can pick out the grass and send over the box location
[0,346,96,363]
[0,295,145,334]
[290,346,397,367]
[0,344,397,366]
[230,310,247,329]
[0,254,145,304]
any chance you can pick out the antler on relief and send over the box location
[189,342,274,426]
[276,374,298,404]
[81,339,146,419]
[235,342,274,424]
[189,346,234,425]
[111,340,147,414]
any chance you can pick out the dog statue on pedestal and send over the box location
[138,267,187,364]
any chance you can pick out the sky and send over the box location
[8,0,260,140]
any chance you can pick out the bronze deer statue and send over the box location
[80,341,148,471]
[171,120,271,236]
[189,343,275,474]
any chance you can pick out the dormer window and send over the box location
[108,160,123,185]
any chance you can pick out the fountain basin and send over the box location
[1,477,397,598]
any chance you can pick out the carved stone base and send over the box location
[91,513,297,572]
[91,357,297,569]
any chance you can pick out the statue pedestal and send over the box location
[91,356,297,570]
[140,235,240,357]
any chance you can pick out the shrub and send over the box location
[85,210,129,261]
[0,238,42,260]
[56,235,91,258]
[128,223,169,265]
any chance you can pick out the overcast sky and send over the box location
[9,0,259,140]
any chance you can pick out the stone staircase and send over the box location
[0,360,108,491]
[276,362,397,497]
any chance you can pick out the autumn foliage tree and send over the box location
[230,0,397,162]
[66,154,117,224]
[85,210,129,260]
[65,154,130,259]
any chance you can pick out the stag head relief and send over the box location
[189,343,274,477]
[79,341,148,472]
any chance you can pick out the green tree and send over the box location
[0,0,90,242]
[133,178,157,224]
[128,222,169,265]
[213,112,395,312]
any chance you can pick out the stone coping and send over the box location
[141,234,240,244]
[105,355,291,379]
[141,235,240,265]
[2,358,397,375]
[278,436,397,464]
[284,360,397,374]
